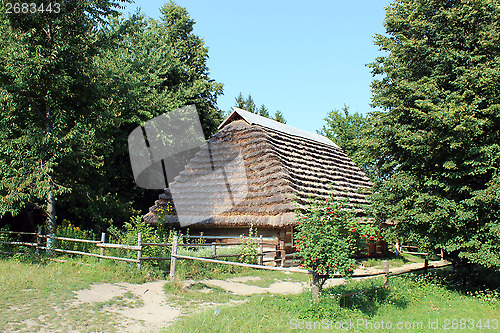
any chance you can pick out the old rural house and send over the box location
[144,108,374,264]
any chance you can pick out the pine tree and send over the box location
[232,93,287,123]
[258,104,270,118]
[273,110,287,124]
[235,93,246,109]
[245,94,256,113]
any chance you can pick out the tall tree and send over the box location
[369,0,500,268]
[234,93,246,109]
[320,105,378,180]
[0,0,126,244]
[244,94,256,113]
[0,1,224,235]
[71,3,224,228]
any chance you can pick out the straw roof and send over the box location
[144,108,372,227]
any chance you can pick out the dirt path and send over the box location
[73,281,181,333]
[69,260,449,332]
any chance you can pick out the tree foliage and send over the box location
[295,194,379,289]
[0,1,224,232]
[320,105,379,180]
[368,0,500,268]
[0,0,127,237]
[233,92,287,123]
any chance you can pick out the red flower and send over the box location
[301,235,306,238]
[334,215,338,218]
[326,207,331,210]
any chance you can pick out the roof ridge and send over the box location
[219,108,339,148]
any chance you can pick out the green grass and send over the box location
[1,251,499,333]
[357,252,426,269]
[0,254,157,332]
[164,267,500,333]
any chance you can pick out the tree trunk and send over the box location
[46,184,56,250]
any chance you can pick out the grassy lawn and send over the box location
[163,263,500,333]
[356,252,427,269]
[0,255,152,332]
[0,253,498,333]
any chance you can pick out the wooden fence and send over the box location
[1,230,451,302]
[0,229,292,270]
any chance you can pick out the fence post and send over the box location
[258,235,263,265]
[211,242,217,258]
[280,239,286,267]
[311,272,320,302]
[383,260,389,287]
[169,234,179,282]
[99,232,106,263]
[36,226,42,256]
[137,232,142,270]
[273,236,279,266]
[424,258,428,273]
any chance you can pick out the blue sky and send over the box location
[119,1,392,133]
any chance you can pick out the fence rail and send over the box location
[0,229,290,270]
[1,230,452,302]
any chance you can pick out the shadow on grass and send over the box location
[301,279,408,320]
[412,265,500,295]
[337,286,407,316]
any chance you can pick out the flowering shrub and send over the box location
[56,220,96,253]
[156,202,175,224]
[295,194,380,279]
[295,196,357,278]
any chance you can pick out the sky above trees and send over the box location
[120,0,392,133]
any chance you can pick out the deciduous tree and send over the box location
[320,105,378,180]
[368,0,500,268]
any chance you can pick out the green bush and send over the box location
[55,220,96,253]
[238,226,258,264]
[107,215,176,271]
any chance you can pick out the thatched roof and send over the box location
[144,108,372,228]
